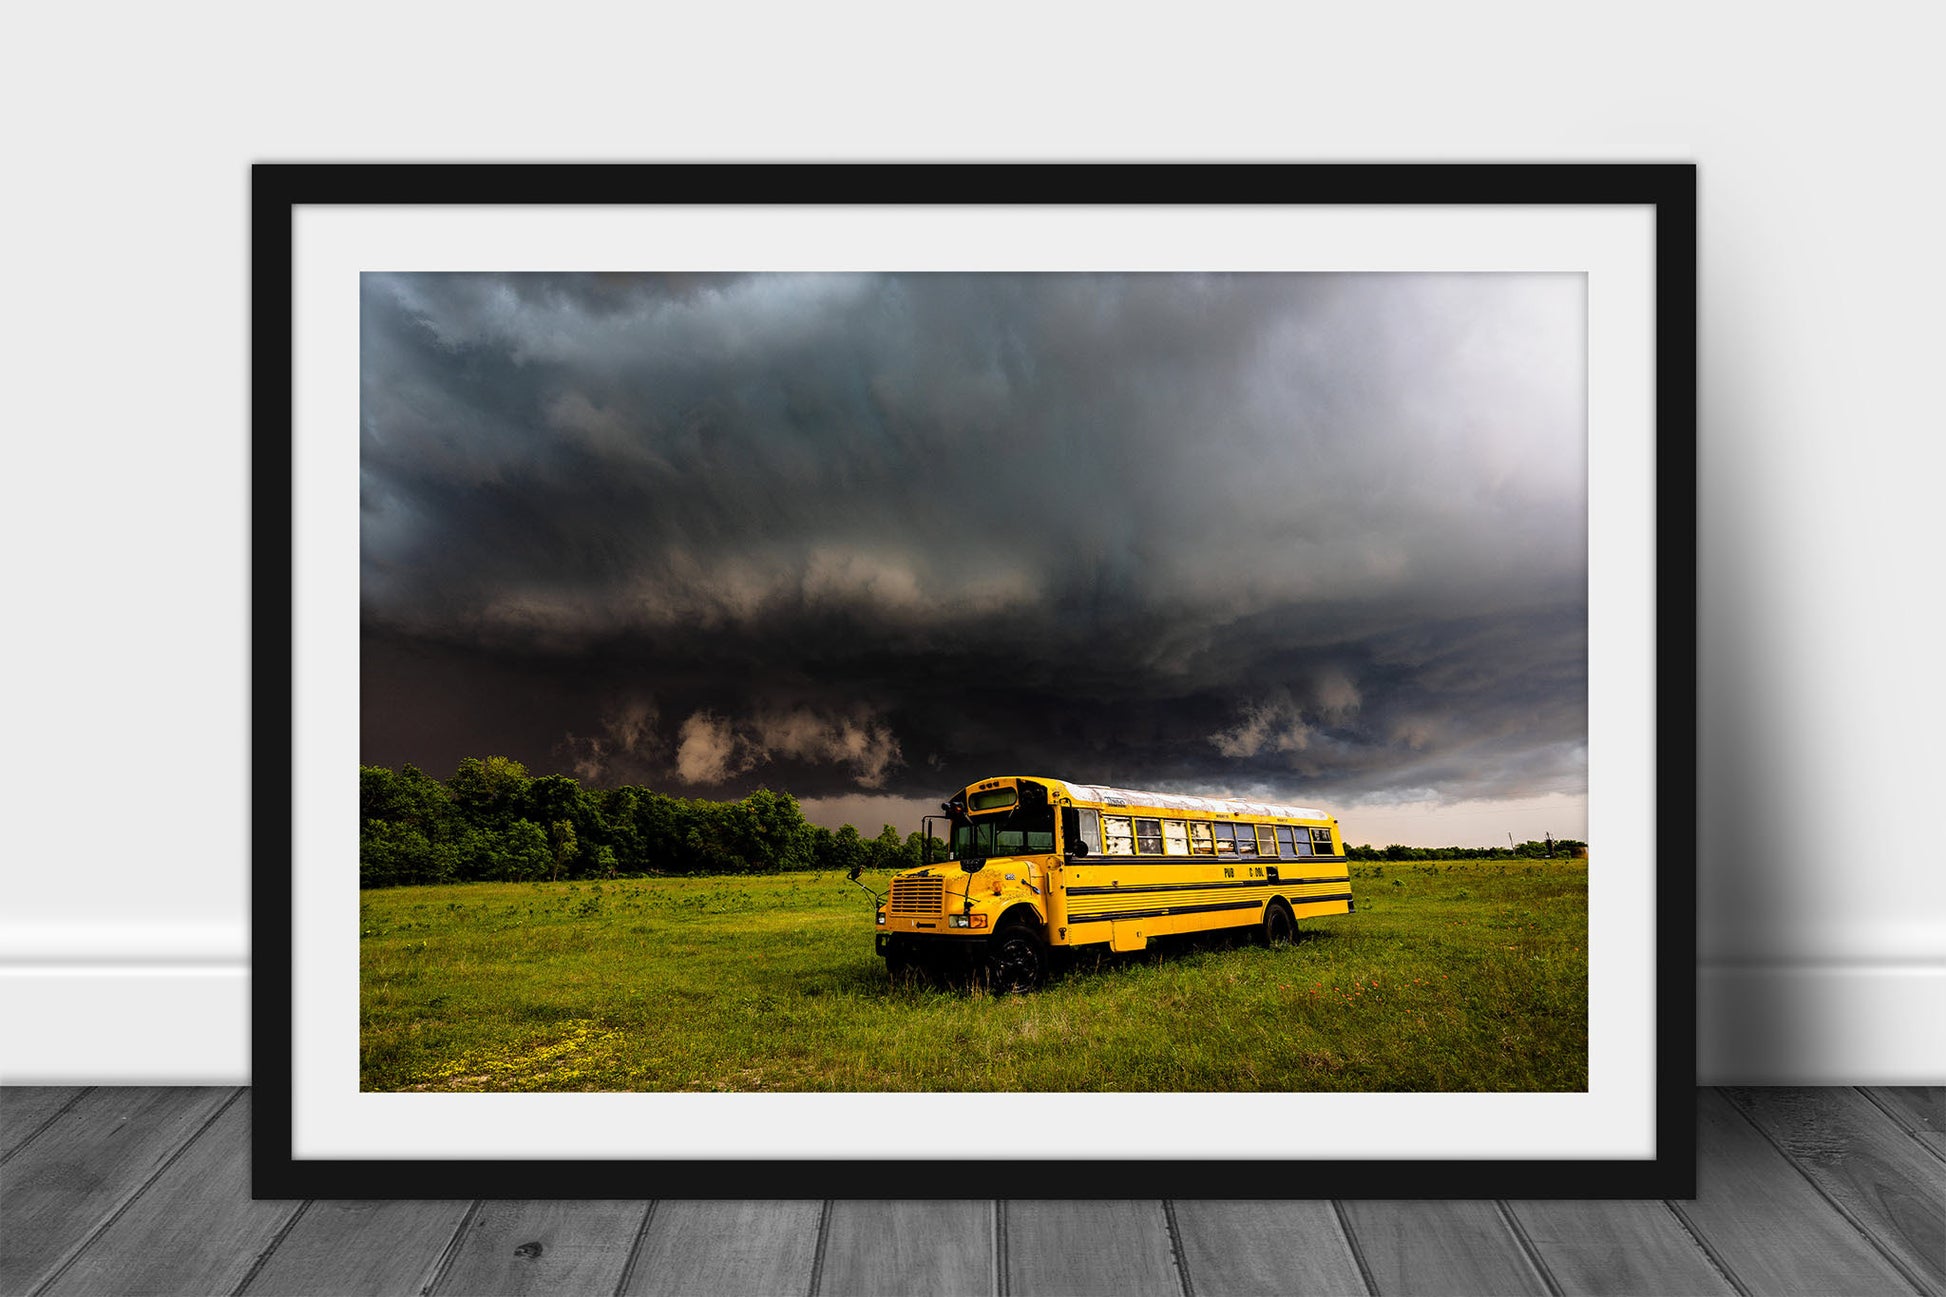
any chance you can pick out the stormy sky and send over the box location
[361,272,1587,845]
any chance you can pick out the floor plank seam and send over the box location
[420,1197,483,1296]
[1663,1199,1754,1297]
[609,1199,658,1297]
[27,1086,243,1297]
[230,1199,313,1297]
[1328,1200,1380,1297]
[806,1198,834,1297]
[994,1199,1009,1297]
[0,1087,92,1167]
[1493,1200,1564,1297]
[1161,1200,1195,1297]
[1856,1087,1946,1169]
[1722,1089,1936,1296]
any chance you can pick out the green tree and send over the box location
[549,818,578,882]
[819,824,866,877]
[736,788,816,872]
[447,756,532,828]
[499,819,551,881]
[360,818,429,888]
[361,763,450,828]
[867,824,906,872]
[598,786,644,871]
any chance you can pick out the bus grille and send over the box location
[889,876,946,915]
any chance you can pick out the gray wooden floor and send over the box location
[0,1088,1939,1297]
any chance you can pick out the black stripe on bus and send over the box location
[1065,893,1356,925]
[1066,876,1349,897]
[1065,900,1265,923]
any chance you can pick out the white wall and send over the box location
[2,2,1940,1085]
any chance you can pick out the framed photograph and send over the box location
[255,163,1696,1198]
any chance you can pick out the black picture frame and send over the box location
[253,162,1696,1199]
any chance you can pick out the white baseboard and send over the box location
[3,961,1941,1085]
[1696,963,1946,1085]
[0,967,249,1084]
[0,920,249,964]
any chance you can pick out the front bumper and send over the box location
[877,930,988,959]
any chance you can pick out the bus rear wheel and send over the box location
[984,926,1047,993]
[1262,900,1296,947]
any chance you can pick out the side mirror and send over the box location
[847,861,863,882]
[1069,841,1089,858]
[960,859,984,874]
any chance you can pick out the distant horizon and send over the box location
[362,755,1585,850]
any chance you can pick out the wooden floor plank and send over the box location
[1336,1200,1550,1297]
[5,1086,1943,1297]
[1674,1089,1922,1297]
[429,1199,650,1296]
[1726,1087,1946,1295]
[239,1198,473,1296]
[41,1091,300,1297]
[0,1086,86,1161]
[1867,1087,1946,1160]
[1506,1199,1735,1296]
[0,1085,232,1295]
[816,1200,994,1297]
[1004,1200,1181,1297]
[1170,1200,1369,1297]
[619,1200,823,1297]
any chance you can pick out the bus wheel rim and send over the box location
[990,936,1039,990]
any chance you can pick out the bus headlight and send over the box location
[876,911,886,926]
[947,914,988,929]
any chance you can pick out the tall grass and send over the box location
[360,860,1586,1092]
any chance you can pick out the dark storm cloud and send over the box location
[361,271,1586,814]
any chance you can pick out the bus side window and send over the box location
[1189,821,1215,855]
[1162,820,1190,855]
[1134,817,1164,855]
[1102,815,1135,856]
[1256,825,1279,857]
[1234,823,1258,856]
[1275,825,1297,857]
[1076,808,1102,855]
[1310,827,1335,855]
[1290,829,1312,856]
[1212,822,1236,854]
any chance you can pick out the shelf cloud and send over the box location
[361,271,1587,840]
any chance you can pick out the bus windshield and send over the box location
[954,801,1056,858]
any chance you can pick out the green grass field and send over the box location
[360,861,1587,1093]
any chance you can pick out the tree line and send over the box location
[360,757,1589,888]
[360,757,940,889]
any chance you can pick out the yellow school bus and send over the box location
[873,775,1352,991]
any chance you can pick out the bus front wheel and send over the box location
[984,926,1047,993]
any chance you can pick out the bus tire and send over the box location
[984,925,1047,993]
[1262,900,1296,947]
